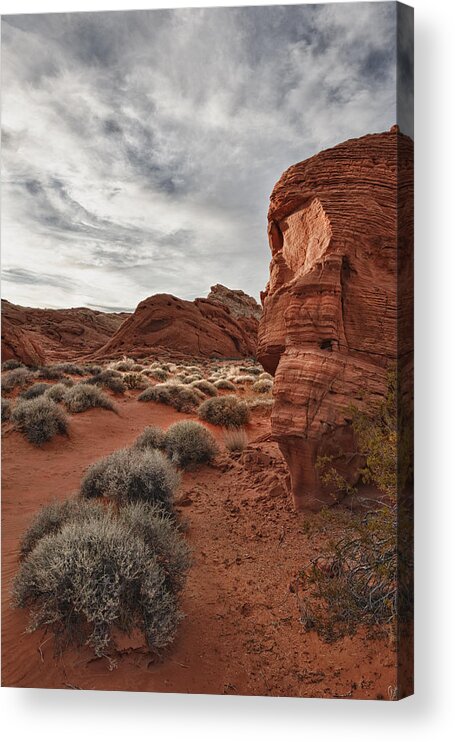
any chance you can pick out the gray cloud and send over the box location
[1,3,408,312]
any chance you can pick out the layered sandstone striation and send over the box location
[258,127,414,510]
[92,289,258,360]
[1,300,129,366]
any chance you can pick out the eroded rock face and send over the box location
[92,292,258,360]
[207,284,262,321]
[258,128,414,511]
[1,300,129,366]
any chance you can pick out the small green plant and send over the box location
[11,397,69,445]
[79,447,180,509]
[20,382,49,400]
[164,420,218,469]
[64,384,116,413]
[198,395,250,428]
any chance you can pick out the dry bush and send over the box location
[297,374,412,640]
[84,369,126,394]
[53,363,85,376]
[181,374,202,384]
[239,366,262,376]
[252,378,273,394]
[64,384,116,413]
[214,378,236,391]
[19,499,106,560]
[190,379,218,397]
[81,364,102,375]
[45,383,69,403]
[12,397,69,445]
[12,517,182,659]
[80,447,180,509]
[164,420,218,469]
[122,372,149,390]
[198,395,250,428]
[2,359,23,371]
[1,397,12,422]
[134,425,166,451]
[138,383,204,412]
[37,366,64,381]
[109,357,135,372]
[144,367,169,382]
[2,367,34,394]
[20,382,49,400]
[234,375,255,385]
[223,427,249,452]
[120,502,190,593]
[248,397,274,413]
[258,371,273,381]
[131,363,144,372]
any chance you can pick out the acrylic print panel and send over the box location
[0,2,414,699]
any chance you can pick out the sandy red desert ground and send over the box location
[1,383,397,698]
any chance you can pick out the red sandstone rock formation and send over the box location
[258,127,414,511]
[207,284,262,321]
[1,299,129,366]
[92,290,258,360]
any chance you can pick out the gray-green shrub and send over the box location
[214,378,236,391]
[64,384,116,413]
[19,498,106,560]
[134,425,166,451]
[20,382,49,400]
[190,379,218,397]
[12,397,69,445]
[138,383,204,412]
[198,395,250,428]
[1,397,11,422]
[79,447,180,509]
[164,420,218,469]
[12,518,182,658]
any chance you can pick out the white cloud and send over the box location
[1,3,404,310]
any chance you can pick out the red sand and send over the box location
[1,395,396,697]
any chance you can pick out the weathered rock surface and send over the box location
[207,284,262,321]
[258,127,414,511]
[1,299,129,366]
[92,291,258,360]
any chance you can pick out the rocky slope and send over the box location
[1,300,129,366]
[91,289,258,361]
[258,126,414,510]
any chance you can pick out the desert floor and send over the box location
[2,372,396,698]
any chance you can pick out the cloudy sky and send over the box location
[1,3,410,312]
